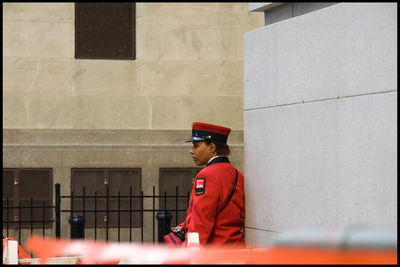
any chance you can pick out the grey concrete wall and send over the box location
[244,3,397,245]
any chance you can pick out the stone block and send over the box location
[137,3,219,27]
[105,94,150,129]
[27,92,68,128]
[71,60,139,96]
[219,60,244,96]
[150,96,183,129]
[244,92,397,232]
[215,26,246,60]
[181,95,244,130]
[336,92,397,227]
[2,91,29,128]
[244,3,397,110]
[3,3,73,22]
[138,23,256,61]
[244,100,338,231]
[3,148,63,167]
[139,60,221,96]
[244,227,278,246]
[33,58,74,95]
[3,21,73,58]
[244,24,277,110]
[138,24,218,61]
[2,57,40,94]
[63,93,107,129]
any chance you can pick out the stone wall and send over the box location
[2,3,263,242]
[3,3,264,130]
[244,3,397,245]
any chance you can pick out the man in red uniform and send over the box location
[172,122,245,246]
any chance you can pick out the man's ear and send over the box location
[209,142,216,154]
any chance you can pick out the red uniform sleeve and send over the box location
[179,207,190,230]
[180,182,195,230]
[184,172,222,244]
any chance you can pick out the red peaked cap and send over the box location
[186,122,231,144]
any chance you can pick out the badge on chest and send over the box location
[195,178,206,195]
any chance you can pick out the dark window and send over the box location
[2,168,53,228]
[75,2,136,60]
[71,168,141,228]
[159,168,201,226]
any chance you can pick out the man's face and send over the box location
[189,141,214,166]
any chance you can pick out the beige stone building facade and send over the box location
[2,3,263,244]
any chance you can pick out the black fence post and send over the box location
[55,183,61,238]
[94,191,97,241]
[156,211,172,243]
[42,201,46,236]
[30,197,34,235]
[141,190,144,242]
[6,198,9,237]
[129,187,132,242]
[106,187,109,241]
[18,200,21,242]
[152,187,155,243]
[68,214,85,239]
[175,186,179,226]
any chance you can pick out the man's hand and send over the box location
[172,225,183,233]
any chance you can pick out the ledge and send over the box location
[2,129,244,147]
[249,2,285,12]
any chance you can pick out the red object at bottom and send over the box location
[3,237,32,260]
[164,232,183,246]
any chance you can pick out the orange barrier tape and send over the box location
[190,246,397,264]
[24,235,397,265]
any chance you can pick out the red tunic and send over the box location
[180,157,245,246]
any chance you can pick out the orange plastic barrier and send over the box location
[2,237,31,260]
[24,235,397,265]
[190,246,397,264]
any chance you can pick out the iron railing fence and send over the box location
[2,198,54,242]
[3,183,191,250]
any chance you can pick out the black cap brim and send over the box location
[185,136,206,143]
